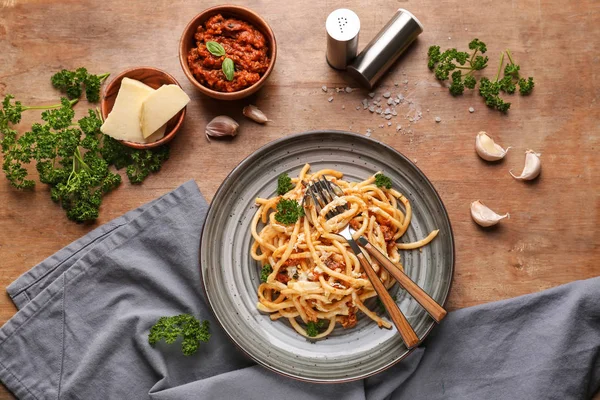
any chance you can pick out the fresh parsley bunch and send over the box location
[0,70,171,222]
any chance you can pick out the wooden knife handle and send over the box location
[361,240,447,323]
[356,252,419,349]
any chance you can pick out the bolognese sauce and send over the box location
[187,14,270,92]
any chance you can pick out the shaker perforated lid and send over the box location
[347,9,424,88]
[325,9,360,70]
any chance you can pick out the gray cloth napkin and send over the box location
[0,180,598,400]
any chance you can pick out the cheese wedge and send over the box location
[141,85,190,138]
[145,124,167,143]
[101,78,166,144]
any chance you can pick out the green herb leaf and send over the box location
[260,264,273,283]
[277,173,294,195]
[274,198,304,225]
[148,314,211,356]
[518,77,535,95]
[375,173,392,189]
[222,58,235,81]
[306,320,326,337]
[206,41,226,57]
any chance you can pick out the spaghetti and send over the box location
[250,164,438,339]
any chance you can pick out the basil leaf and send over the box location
[206,41,225,57]
[222,58,235,81]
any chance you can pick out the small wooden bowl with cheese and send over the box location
[100,67,188,149]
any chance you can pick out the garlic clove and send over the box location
[243,105,269,124]
[205,116,239,141]
[475,131,510,161]
[510,150,541,180]
[470,200,510,227]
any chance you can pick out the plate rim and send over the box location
[199,129,455,383]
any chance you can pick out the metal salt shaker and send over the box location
[325,9,361,70]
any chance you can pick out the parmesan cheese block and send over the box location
[141,85,190,138]
[100,78,166,144]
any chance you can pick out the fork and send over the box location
[304,177,420,349]
[307,177,447,322]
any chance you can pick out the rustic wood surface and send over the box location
[1,0,599,398]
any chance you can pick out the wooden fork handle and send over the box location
[360,240,447,323]
[356,252,419,349]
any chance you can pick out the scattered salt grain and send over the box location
[356,106,360,110]
[342,105,345,109]
[336,87,344,93]
[368,92,375,98]
[388,122,392,126]
[366,129,372,137]
[396,124,402,131]
[376,108,382,114]
[435,116,441,123]
[379,124,384,128]
[383,92,391,98]
[385,115,392,120]
[321,85,327,92]
[345,87,353,93]
[368,106,375,113]
[394,82,399,86]
[387,98,394,105]
[384,108,391,115]
[328,96,334,102]
[469,107,475,113]
[392,110,397,116]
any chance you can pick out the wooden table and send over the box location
[1,0,598,398]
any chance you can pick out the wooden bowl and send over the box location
[179,5,277,100]
[100,67,186,149]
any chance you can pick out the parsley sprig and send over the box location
[427,40,535,113]
[375,173,392,189]
[274,198,304,225]
[306,320,326,337]
[51,68,109,103]
[277,172,294,195]
[428,39,488,96]
[260,264,272,283]
[149,314,211,356]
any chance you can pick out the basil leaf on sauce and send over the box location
[222,58,235,81]
[206,41,226,57]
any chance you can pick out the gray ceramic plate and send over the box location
[200,130,454,382]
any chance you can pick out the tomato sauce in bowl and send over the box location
[187,14,270,93]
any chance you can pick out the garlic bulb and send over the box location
[205,116,239,141]
[243,105,269,124]
[470,200,509,227]
[475,131,510,161]
[510,150,541,181]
